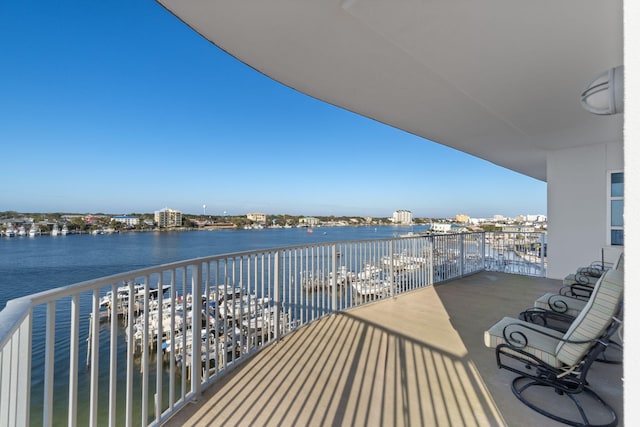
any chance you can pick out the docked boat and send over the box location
[51,224,59,236]
[99,282,172,315]
[129,303,186,344]
[217,295,271,319]
[351,277,393,297]
[356,264,382,280]
[3,223,15,237]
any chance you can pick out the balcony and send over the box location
[163,272,622,426]
[0,232,623,426]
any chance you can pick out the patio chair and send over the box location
[560,252,624,300]
[519,292,623,364]
[484,268,623,426]
[562,252,623,288]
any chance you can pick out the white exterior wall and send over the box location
[625,0,640,421]
[393,210,412,225]
[546,141,623,279]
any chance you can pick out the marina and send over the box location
[90,247,436,377]
[0,227,547,425]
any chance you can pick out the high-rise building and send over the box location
[455,214,470,223]
[392,210,412,225]
[247,212,267,223]
[154,208,182,228]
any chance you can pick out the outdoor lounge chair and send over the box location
[519,287,623,364]
[560,252,623,301]
[562,252,623,289]
[484,268,623,426]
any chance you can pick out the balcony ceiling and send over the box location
[157,0,623,182]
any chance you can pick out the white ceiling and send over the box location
[157,0,623,181]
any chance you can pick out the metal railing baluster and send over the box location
[0,231,541,426]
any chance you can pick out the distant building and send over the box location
[84,215,104,225]
[392,210,413,225]
[430,223,452,233]
[455,214,470,223]
[155,208,182,228]
[112,215,139,227]
[299,217,320,227]
[247,212,267,223]
[530,214,547,222]
[501,225,536,233]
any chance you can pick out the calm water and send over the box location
[0,225,425,310]
[2,225,428,425]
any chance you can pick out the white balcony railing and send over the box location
[0,231,545,426]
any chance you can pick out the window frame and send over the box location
[607,170,624,246]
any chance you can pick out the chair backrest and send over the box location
[555,268,624,366]
[614,252,624,271]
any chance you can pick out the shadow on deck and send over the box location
[163,271,623,426]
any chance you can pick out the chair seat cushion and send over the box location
[484,317,565,367]
[534,293,586,317]
[563,273,599,286]
[555,269,623,366]
[576,266,604,277]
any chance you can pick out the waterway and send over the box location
[0,225,427,310]
[0,225,428,425]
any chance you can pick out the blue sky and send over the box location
[0,1,546,219]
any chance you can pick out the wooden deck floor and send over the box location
[162,272,623,427]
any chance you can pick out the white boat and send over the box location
[356,264,382,280]
[4,223,15,237]
[51,224,59,236]
[61,224,68,235]
[241,306,288,334]
[352,263,393,296]
[99,282,172,314]
[28,224,38,237]
[17,225,26,237]
[129,305,185,344]
[164,327,244,368]
[351,278,393,297]
[217,295,271,319]
[207,285,244,304]
[381,253,426,271]
[329,266,356,286]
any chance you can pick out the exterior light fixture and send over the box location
[580,65,624,115]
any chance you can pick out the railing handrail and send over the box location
[0,230,546,426]
[0,297,32,350]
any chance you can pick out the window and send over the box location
[608,171,623,245]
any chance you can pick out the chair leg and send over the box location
[511,376,617,427]
[596,340,622,365]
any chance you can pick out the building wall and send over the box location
[393,210,412,224]
[247,213,267,222]
[625,2,639,417]
[155,209,182,228]
[113,216,139,226]
[546,141,623,279]
[299,217,320,226]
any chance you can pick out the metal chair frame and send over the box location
[495,313,622,426]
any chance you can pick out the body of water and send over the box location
[0,225,426,310]
[1,225,430,425]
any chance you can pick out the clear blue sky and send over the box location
[0,1,546,219]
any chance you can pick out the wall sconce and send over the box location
[580,65,624,115]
